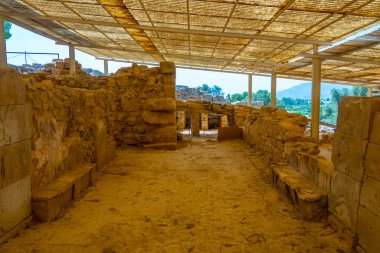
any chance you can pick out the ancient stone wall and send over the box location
[244,106,316,163]
[23,76,117,190]
[0,68,32,243]
[330,97,380,253]
[21,62,177,190]
[112,62,176,149]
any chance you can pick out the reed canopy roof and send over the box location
[2,0,380,87]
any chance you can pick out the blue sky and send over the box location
[6,23,305,95]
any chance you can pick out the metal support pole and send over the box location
[104,59,109,76]
[368,87,373,97]
[311,45,322,143]
[69,44,76,75]
[271,72,277,108]
[248,73,252,106]
[0,16,7,68]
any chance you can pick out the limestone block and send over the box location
[0,68,25,106]
[163,85,175,98]
[0,176,31,233]
[95,121,116,169]
[191,112,200,137]
[331,132,367,181]
[120,96,143,112]
[369,112,380,144]
[144,98,176,111]
[359,176,380,215]
[364,143,380,181]
[217,126,243,141]
[0,140,31,188]
[160,61,176,74]
[143,111,176,125]
[336,97,380,139]
[0,105,31,147]
[357,206,380,253]
[329,170,361,231]
[177,111,186,130]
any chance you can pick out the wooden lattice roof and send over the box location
[2,0,380,87]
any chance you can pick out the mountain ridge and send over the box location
[277,82,350,99]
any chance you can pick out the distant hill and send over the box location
[277,82,351,99]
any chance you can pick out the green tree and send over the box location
[210,85,224,96]
[4,21,11,40]
[256,90,271,106]
[330,88,342,104]
[198,84,210,93]
[352,86,368,97]
[226,94,232,103]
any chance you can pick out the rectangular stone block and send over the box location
[0,140,31,188]
[336,97,380,139]
[331,132,367,181]
[144,98,176,111]
[369,112,380,144]
[0,105,31,147]
[364,143,380,181]
[143,111,176,125]
[357,206,380,253]
[217,126,243,141]
[160,61,175,74]
[0,68,25,106]
[0,176,31,233]
[191,112,200,137]
[329,170,361,231]
[359,176,380,215]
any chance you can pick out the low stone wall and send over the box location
[330,97,380,253]
[0,68,32,243]
[24,76,117,190]
[244,106,317,163]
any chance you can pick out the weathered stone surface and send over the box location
[217,126,243,141]
[272,166,327,221]
[0,68,25,106]
[357,206,380,253]
[144,98,176,111]
[331,133,367,181]
[0,105,31,147]
[191,112,200,137]
[143,111,176,125]
[364,143,380,181]
[329,170,361,231]
[177,111,186,130]
[336,97,380,140]
[0,176,31,234]
[32,163,96,222]
[369,112,380,144]
[359,176,380,215]
[0,140,31,188]
[160,61,176,74]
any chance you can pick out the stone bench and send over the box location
[32,163,97,222]
[272,165,328,221]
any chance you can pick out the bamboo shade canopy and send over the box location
[2,0,380,86]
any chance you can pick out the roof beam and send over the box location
[95,57,380,87]
[58,42,282,67]
[1,11,332,45]
[301,53,380,66]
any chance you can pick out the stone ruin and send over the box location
[176,85,228,130]
[1,61,380,252]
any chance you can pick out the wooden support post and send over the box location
[248,73,252,106]
[104,59,109,76]
[69,44,76,75]
[311,45,322,143]
[191,112,200,137]
[271,72,277,108]
[0,16,7,68]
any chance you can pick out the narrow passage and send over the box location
[1,139,350,253]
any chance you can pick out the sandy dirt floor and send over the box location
[0,138,350,253]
